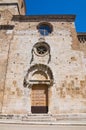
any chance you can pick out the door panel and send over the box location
[31,84,48,113]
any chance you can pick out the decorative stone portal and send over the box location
[23,64,53,88]
[23,64,53,114]
[31,84,48,114]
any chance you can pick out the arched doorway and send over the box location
[23,64,53,114]
[31,84,48,113]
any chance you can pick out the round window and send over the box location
[36,45,47,55]
[37,22,53,36]
[34,42,49,57]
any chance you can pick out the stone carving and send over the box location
[23,64,53,88]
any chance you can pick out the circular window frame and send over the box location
[33,42,50,57]
[37,22,53,36]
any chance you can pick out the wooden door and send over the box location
[31,84,48,113]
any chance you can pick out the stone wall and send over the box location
[0,0,25,15]
[0,26,13,113]
[0,15,86,114]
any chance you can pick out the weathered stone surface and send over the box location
[0,0,86,116]
[0,0,25,15]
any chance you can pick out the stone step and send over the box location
[0,114,86,125]
[0,114,86,124]
[22,114,55,122]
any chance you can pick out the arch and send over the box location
[32,71,48,80]
[23,64,53,87]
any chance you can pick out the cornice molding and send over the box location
[12,15,76,22]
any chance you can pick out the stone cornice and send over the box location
[12,15,76,22]
[77,33,86,36]
[77,33,86,43]
[77,33,86,39]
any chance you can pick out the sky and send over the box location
[25,0,86,32]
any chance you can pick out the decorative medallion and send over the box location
[34,42,49,57]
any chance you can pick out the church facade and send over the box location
[0,0,86,117]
